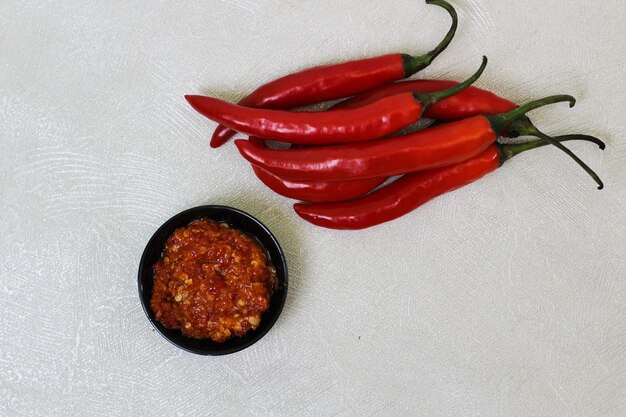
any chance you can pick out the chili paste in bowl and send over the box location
[138,206,288,355]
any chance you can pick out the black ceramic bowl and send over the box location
[138,205,288,355]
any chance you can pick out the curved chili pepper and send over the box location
[248,137,387,202]
[235,95,581,181]
[293,136,605,230]
[186,57,487,145]
[210,0,459,148]
[330,79,604,188]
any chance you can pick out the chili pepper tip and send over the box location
[293,203,309,217]
[234,139,256,164]
[185,95,201,109]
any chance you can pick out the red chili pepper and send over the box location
[330,79,602,188]
[236,96,604,188]
[331,79,515,120]
[186,57,487,145]
[293,136,605,230]
[210,0,458,148]
[248,137,387,202]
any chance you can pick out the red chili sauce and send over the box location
[150,218,278,342]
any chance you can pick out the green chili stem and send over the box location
[499,136,605,190]
[402,0,458,76]
[507,118,605,189]
[413,56,487,108]
[487,95,576,135]
[551,134,606,150]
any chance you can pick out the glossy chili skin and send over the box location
[332,79,516,120]
[187,93,424,145]
[293,146,500,230]
[235,115,497,181]
[210,0,459,148]
[244,55,406,110]
[210,55,407,147]
[248,137,386,203]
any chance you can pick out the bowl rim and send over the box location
[137,204,288,355]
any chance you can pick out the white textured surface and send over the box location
[1,0,625,415]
